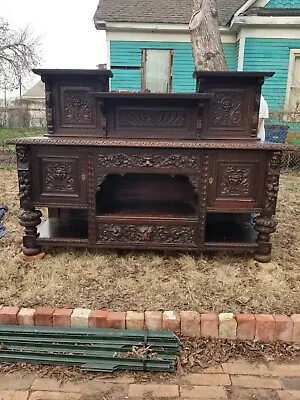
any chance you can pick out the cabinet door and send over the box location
[32,148,87,206]
[207,151,266,210]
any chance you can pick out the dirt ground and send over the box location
[0,168,300,314]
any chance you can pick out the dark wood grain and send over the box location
[10,69,287,261]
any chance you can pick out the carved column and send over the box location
[16,145,42,256]
[254,151,281,262]
[43,78,54,135]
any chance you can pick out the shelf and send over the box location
[97,201,198,221]
[37,218,88,241]
[205,213,257,245]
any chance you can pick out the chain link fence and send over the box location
[266,110,300,172]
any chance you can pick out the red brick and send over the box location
[128,384,179,398]
[126,311,144,330]
[291,315,300,343]
[145,311,163,331]
[89,310,109,328]
[0,306,19,325]
[180,311,200,337]
[274,315,293,342]
[53,309,73,327]
[200,313,218,339]
[17,308,36,326]
[162,311,180,332]
[236,313,256,341]
[255,314,275,342]
[106,312,126,329]
[34,307,55,326]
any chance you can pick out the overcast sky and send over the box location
[2,0,107,78]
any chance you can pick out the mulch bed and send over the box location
[1,337,299,382]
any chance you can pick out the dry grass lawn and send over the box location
[0,167,300,314]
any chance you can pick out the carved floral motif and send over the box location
[118,109,186,128]
[97,153,198,169]
[63,90,92,125]
[45,161,75,192]
[212,91,242,127]
[98,224,195,244]
[220,166,250,196]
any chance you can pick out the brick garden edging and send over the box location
[0,306,299,343]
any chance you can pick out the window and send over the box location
[285,49,300,112]
[141,49,173,93]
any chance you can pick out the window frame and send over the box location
[285,49,300,112]
[141,49,174,93]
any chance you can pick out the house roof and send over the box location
[93,0,248,27]
[22,80,45,99]
[244,7,300,16]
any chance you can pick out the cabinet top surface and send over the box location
[193,71,275,79]
[32,69,113,77]
[7,136,293,151]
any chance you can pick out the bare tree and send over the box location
[0,18,41,93]
[189,0,228,71]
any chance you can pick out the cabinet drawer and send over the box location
[95,149,200,171]
[96,221,197,248]
[32,152,87,206]
[207,151,266,210]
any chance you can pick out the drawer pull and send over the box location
[81,173,86,181]
[208,177,213,185]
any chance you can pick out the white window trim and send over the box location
[285,49,300,111]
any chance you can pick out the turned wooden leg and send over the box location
[254,215,277,263]
[18,208,42,256]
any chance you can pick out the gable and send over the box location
[94,0,248,27]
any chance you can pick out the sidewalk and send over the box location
[1,359,300,399]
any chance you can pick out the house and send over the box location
[93,0,300,132]
[16,80,46,128]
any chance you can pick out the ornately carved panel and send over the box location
[44,161,76,193]
[62,89,93,125]
[220,166,251,196]
[117,108,186,129]
[97,224,195,244]
[211,91,243,127]
[97,153,199,169]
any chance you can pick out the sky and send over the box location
[2,0,107,91]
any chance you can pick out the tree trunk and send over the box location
[189,0,228,71]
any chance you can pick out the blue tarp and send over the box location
[0,206,8,238]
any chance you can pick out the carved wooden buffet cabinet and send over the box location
[8,69,292,262]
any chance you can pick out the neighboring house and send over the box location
[21,80,45,108]
[16,81,46,128]
[94,0,300,131]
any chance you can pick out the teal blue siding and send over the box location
[265,0,300,8]
[244,38,300,110]
[110,41,237,92]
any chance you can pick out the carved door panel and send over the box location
[207,151,266,210]
[31,148,87,206]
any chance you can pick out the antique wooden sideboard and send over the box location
[8,69,292,262]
